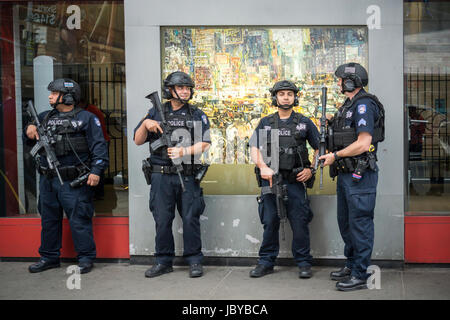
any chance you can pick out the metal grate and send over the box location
[406,66,450,189]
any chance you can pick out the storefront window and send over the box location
[0,1,127,217]
[161,26,368,195]
[405,1,450,214]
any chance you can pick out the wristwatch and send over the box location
[333,151,341,161]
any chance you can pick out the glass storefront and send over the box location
[0,1,127,217]
[161,26,369,195]
[404,0,450,214]
[1,0,448,219]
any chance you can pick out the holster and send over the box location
[329,162,338,178]
[194,164,209,183]
[142,158,152,185]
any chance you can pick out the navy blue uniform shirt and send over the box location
[134,102,211,166]
[249,111,320,152]
[339,89,381,152]
[24,108,109,176]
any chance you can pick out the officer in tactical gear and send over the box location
[25,78,109,274]
[134,71,211,278]
[319,63,385,291]
[248,80,319,279]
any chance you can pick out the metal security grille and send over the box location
[406,67,450,194]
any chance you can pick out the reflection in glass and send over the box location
[0,1,127,217]
[405,0,450,214]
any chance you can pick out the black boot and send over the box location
[28,259,60,273]
[299,266,312,279]
[189,264,203,278]
[249,264,274,278]
[330,266,351,281]
[336,276,368,291]
[145,264,173,278]
[79,261,94,274]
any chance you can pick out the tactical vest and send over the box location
[149,103,197,161]
[328,91,385,152]
[266,112,310,171]
[42,107,89,157]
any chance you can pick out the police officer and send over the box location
[249,80,319,279]
[319,63,385,291]
[25,78,109,274]
[134,71,211,278]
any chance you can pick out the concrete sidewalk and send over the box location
[1,262,449,300]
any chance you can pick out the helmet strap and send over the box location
[275,96,294,110]
[172,87,190,105]
[278,104,294,110]
[51,92,64,108]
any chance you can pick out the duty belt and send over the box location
[151,164,196,176]
[39,165,82,181]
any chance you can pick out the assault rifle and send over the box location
[272,173,288,241]
[259,171,288,241]
[314,87,327,189]
[145,91,186,192]
[27,101,64,185]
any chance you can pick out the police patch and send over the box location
[358,118,367,127]
[346,111,353,118]
[168,120,185,127]
[279,129,291,136]
[358,104,367,114]
[94,117,101,127]
[296,123,306,131]
[202,115,208,125]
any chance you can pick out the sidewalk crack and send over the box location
[207,267,234,299]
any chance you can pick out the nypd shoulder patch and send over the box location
[94,117,101,127]
[358,104,367,114]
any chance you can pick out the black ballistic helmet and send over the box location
[162,71,195,101]
[269,80,299,107]
[335,62,368,93]
[47,78,81,106]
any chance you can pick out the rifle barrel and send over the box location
[319,87,328,189]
